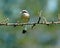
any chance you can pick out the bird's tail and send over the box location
[22,25,27,34]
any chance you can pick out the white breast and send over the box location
[23,13,30,17]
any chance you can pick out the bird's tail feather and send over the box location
[22,25,27,34]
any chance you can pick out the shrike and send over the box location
[20,10,30,34]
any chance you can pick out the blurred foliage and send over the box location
[0,0,59,48]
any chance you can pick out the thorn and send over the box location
[37,17,41,24]
[43,17,47,23]
[46,24,50,26]
[13,25,16,27]
[22,30,27,34]
[31,23,36,29]
[39,10,43,16]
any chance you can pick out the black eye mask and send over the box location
[22,11,27,13]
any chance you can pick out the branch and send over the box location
[0,10,59,27]
[0,21,60,26]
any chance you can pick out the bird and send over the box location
[20,10,30,34]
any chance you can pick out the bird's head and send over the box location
[20,10,28,14]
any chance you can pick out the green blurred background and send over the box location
[0,0,59,48]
